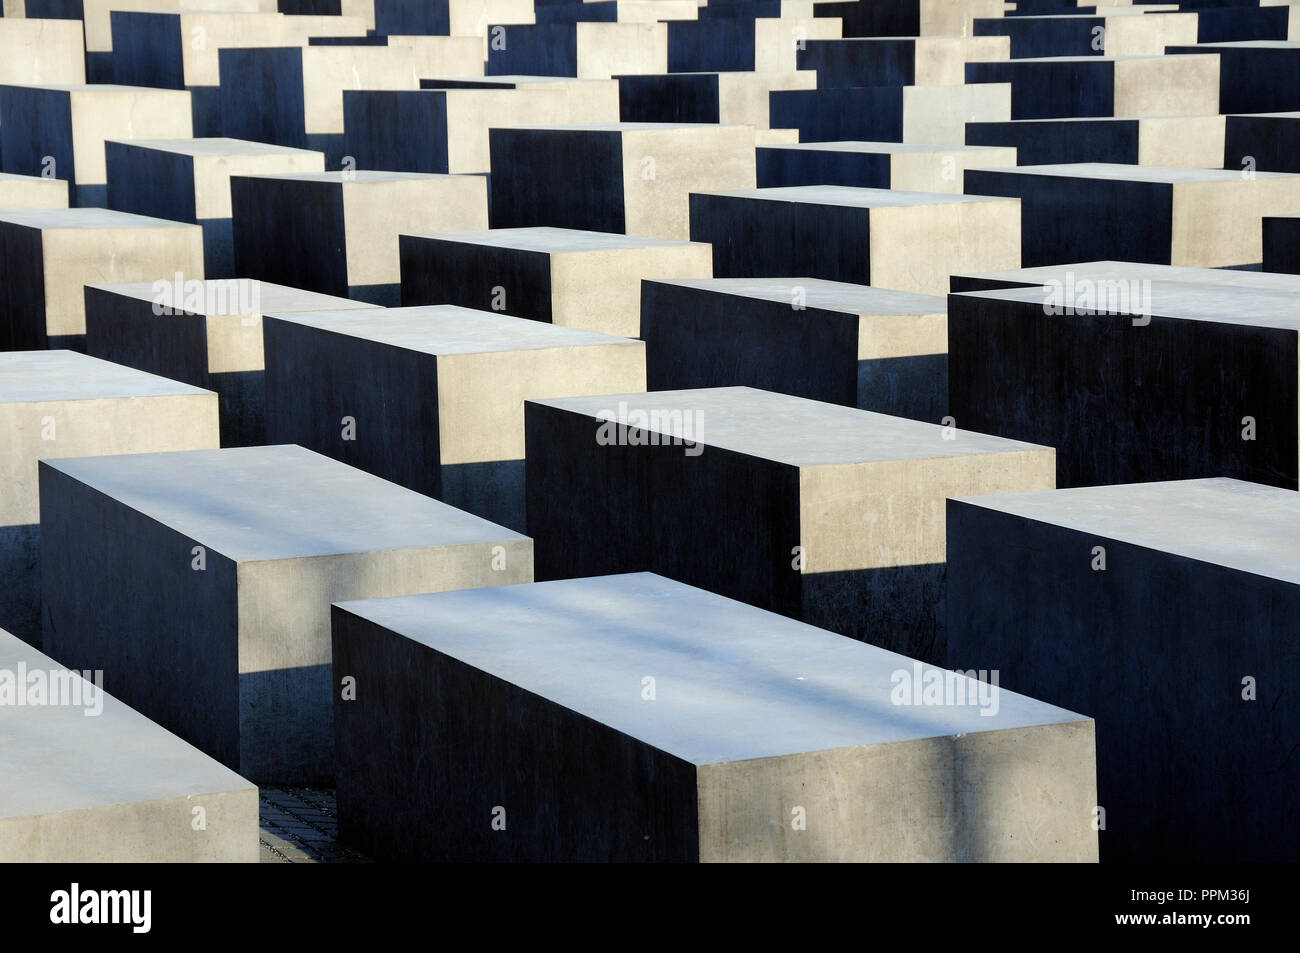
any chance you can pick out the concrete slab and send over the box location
[948,275,1300,489]
[0,18,85,85]
[0,627,258,862]
[1264,214,1300,274]
[1165,40,1300,113]
[342,83,617,175]
[798,35,1010,87]
[641,277,947,422]
[966,163,1300,267]
[485,22,667,78]
[0,350,218,646]
[0,84,193,207]
[84,279,380,447]
[947,478,1300,861]
[966,115,1227,168]
[615,71,816,129]
[689,185,1020,296]
[525,386,1054,661]
[40,444,534,784]
[769,83,1013,146]
[399,226,711,336]
[263,305,646,530]
[1225,110,1300,173]
[965,53,1220,120]
[0,207,204,351]
[230,170,487,305]
[333,571,1097,862]
[757,141,1018,193]
[0,172,69,210]
[106,138,325,278]
[489,122,755,240]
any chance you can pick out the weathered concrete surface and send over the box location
[966,163,1300,267]
[1224,111,1300,173]
[0,18,85,85]
[84,279,379,446]
[973,11,1198,59]
[0,350,218,647]
[526,386,1054,662]
[0,627,258,862]
[1165,41,1300,114]
[641,277,947,422]
[615,71,815,128]
[948,272,1300,490]
[757,141,1017,193]
[333,572,1098,862]
[0,83,193,206]
[947,478,1300,862]
[488,122,755,239]
[798,35,1009,87]
[40,445,533,785]
[0,207,204,351]
[689,185,1020,296]
[230,170,487,305]
[0,172,69,210]
[106,137,324,278]
[264,306,645,530]
[399,226,711,337]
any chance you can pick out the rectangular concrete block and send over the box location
[948,265,1300,489]
[0,350,218,647]
[231,170,487,305]
[486,22,668,78]
[1165,40,1300,113]
[768,83,1012,146]
[0,172,69,209]
[0,18,85,84]
[642,277,947,422]
[0,207,204,350]
[820,0,1004,38]
[689,186,1020,296]
[615,70,816,129]
[974,11,1198,59]
[525,386,1054,662]
[40,444,534,784]
[333,572,1098,862]
[0,627,258,862]
[946,478,1300,861]
[217,45,420,165]
[0,83,193,206]
[342,83,617,175]
[966,162,1300,267]
[489,123,755,239]
[798,35,1010,87]
[965,53,1220,120]
[264,306,647,530]
[966,115,1227,168]
[106,137,325,278]
[757,141,1018,193]
[84,279,379,447]
[399,226,712,337]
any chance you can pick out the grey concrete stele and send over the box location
[0,207,204,351]
[947,478,1300,862]
[948,263,1300,490]
[688,185,1020,297]
[0,350,218,647]
[263,306,646,532]
[40,445,533,785]
[641,277,948,423]
[525,386,1054,663]
[399,226,712,338]
[84,279,380,447]
[230,170,487,305]
[0,627,257,862]
[333,572,1098,862]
